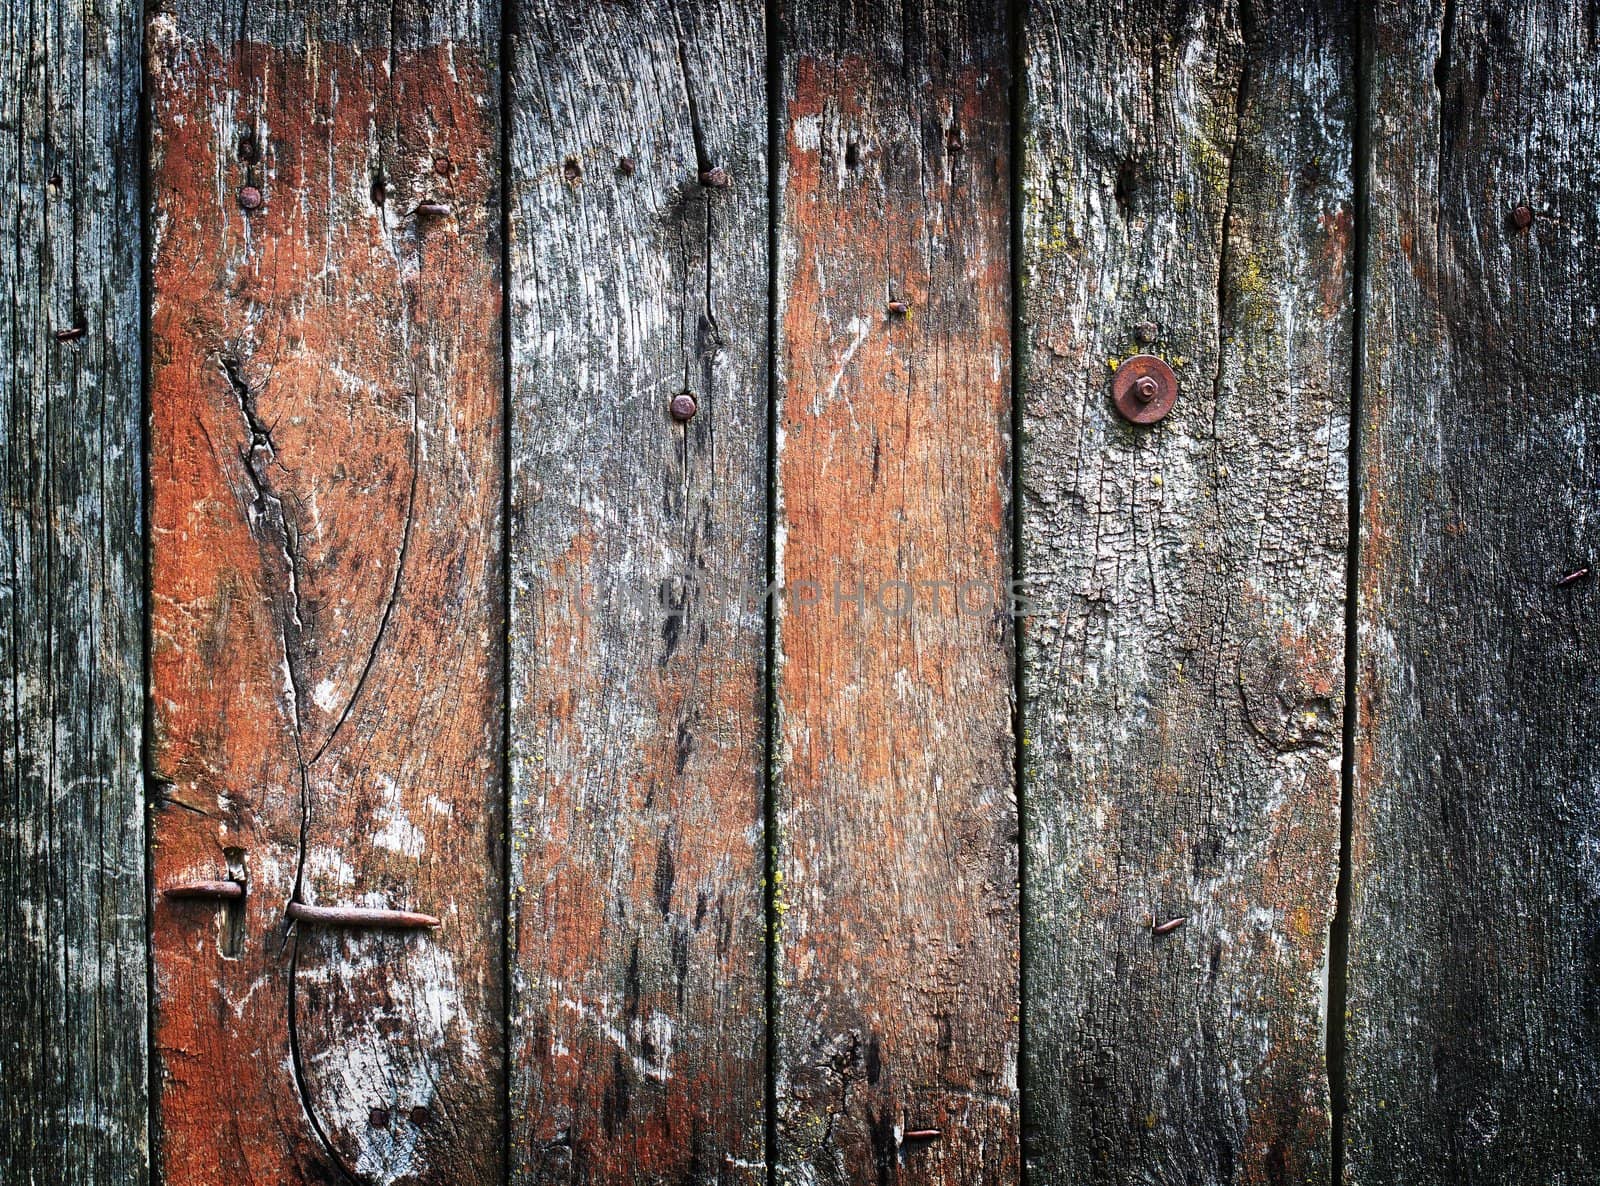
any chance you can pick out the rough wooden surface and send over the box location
[506,2,769,1182]
[0,2,148,1183]
[148,2,503,1182]
[1346,5,1600,1182]
[772,3,1019,1181]
[1019,4,1353,1182]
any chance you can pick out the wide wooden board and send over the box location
[1019,4,1353,1181]
[506,1,770,1181]
[147,3,503,1182]
[773,2,1020,1182]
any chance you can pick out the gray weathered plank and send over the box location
[773,2,1020,1182]
[506,2,769,1182]
[1346,5,1600,1181]
[0,2,149,1183]
[1019,3,1353,1181]
[148,2,504,1182]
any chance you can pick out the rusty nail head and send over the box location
[369,1108,390,1128]
[1135,321,1159,344]
[1153,915,1187,936]
[434,156,451,175]
[886,300,909,316]
[1112,354,1178,425]
[699,166,730,188]
[54,325,86,343]
[238,186,263,211]
[1511,204,1534,230]
[618,156,636,176]
[670,392,698,421]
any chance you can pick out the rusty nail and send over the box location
[699,166,730,188]
[434,156,452,175]
[54,325,86,343]
[237,133,259,162]
[238,186,263,211]
[1135,321,1159,344]
[1112,354,1179,425]
[286,901,440,929]
[408,1106,431,1127]
[415,202,452,217]
[670,392,698,421]
[618,156,636,176]
[369,1108,390,1129]
[1556,566,1591,587]
[1511,204,1534,230]
[164,879,245,901]
[1152,916,1187,936]
[886,300,909,316]
[904,1129,941,1141]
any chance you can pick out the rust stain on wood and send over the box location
[774,38,1020,1184]
[149,20,502,1186]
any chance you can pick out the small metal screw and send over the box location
[1152,916,1187,936]
[699,167,730,188]
[618,156,636,177]
[1511,205,1534,230]
[1135,321,1159,344]
[886,300,909,316]
[54,325,86,343]
[670,392,698,421]
[434,156,452,175]
[238,186,263,211]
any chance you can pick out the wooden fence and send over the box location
[4,1,1597,1183]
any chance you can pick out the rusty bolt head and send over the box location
[670,392,698,421]
[699,167,730,188]
[1112,354,1178,425]
[1511,204,1534,230]
[238,186,263,211]
[886,300,909,316]
[1135,320,1159,344]
[618,156,636,177]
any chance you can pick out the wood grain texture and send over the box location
[773,3,1019,1181]
[506,2,768,1182]
[0,2,148,1182]
[1019,4,1352,1182]
[148,2,503,1182]
[1346,5,1600,1182]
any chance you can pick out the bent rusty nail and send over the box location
[1556,566,1590,587]
[286,901,440,930]
[414,202,452,217]
[163,879,245,901]
[903,1130,941,1141]
[54,325,86,342]
[1152,916,1187,936]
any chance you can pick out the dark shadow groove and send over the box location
[1328,3,1371,1183]
[498,1,517,1182]
[140,0,158,1177]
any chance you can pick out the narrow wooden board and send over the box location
[0,2,149,1182]
[506,2,769,1182]
[148,3,503,1182]
[1019,4,1353,1181]
[772,3,1019,1181]
[1346,5,1600,1180]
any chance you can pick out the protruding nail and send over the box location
[1153,916,1187,936]
[286,901,440,929]
[164,880,245,901]
[904,1129,941,1141]
[238,186,263,211]
[1556,566,1591,587]
[886,300,909,316]
[54,325,86,343]
[415,202,452,217]
[699,167,730,188]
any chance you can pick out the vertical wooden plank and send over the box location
[147,1,503,1182]
[507,2,768,1182]
[773,3,1019,1182]
[1020,3,1353,1181]
[1348,4,1600,1180]
[0,2,148,1182]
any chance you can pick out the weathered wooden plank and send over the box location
[147,2,503,1182]
[772,3,1019,1181]
[1019,4,1353,1181]
[0,2,148,1182]
[506,3,769,1181]
[1346,5,1600,1181]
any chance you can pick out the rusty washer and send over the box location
[1112,354,1178,425]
